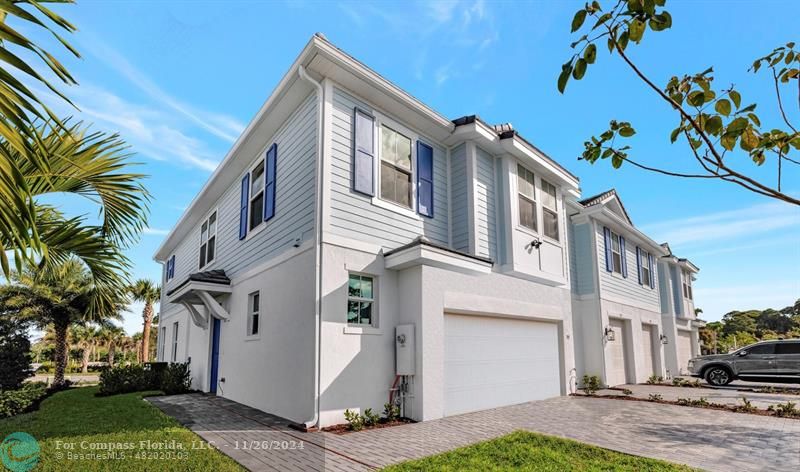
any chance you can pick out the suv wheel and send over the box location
[704,366,732,386]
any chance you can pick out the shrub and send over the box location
[98,362,191,396]
[737,397,757,413]
[581,375,602,396]
[648,394,663,401]
[621,388,633,396]
[0,382,48,419]
[344,409,364,431]
[161,363,191,395]
[676,397,691,406]
[0,317,33,390]
[768,401,799,418]
[98,364,148,396]
[646,375,663,385]
[672,377,685,386]
[383,402,400,421]
[363,408,380,426]
[692,397,709,407]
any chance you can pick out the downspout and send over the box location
[298,65,324,431]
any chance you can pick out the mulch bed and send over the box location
[571,393,800,419]
[321,418,415,435]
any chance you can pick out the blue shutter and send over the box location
[353,108,374,196]
[635,246,642,285]
[416,141,434,217]
[239,173,249,240]
[603,227,613,272]
[264,143,277,222]
[168,255,175,280]
[619,236,628,278]
[649,254,656,288]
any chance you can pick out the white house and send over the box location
[154,33,581,429]
[154,34,703,428]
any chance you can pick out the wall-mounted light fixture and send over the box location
[660,334,669,345]
[529,237,542,249]
[604,326,616,342]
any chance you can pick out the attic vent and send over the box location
[492,123,514,134]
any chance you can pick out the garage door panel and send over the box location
[641,325,656,378]
[677,331,693,375]
[606,319,629,386]
[444,314,561,417]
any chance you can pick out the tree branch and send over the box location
[773,68,798,133]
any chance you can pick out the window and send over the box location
[199,212,217,269]
[247,291,260,337]
[776,342,800,355]
[683,270,693,300]
[379,125,412,208]
[249,161,265,230]
[159,326,166,360]
[610,231,622,274]
[166,255,175,281]
[517,164,537,231]
[640,250,652,287]
[347,274,375,326]
[541,179,559,240]
[171,322,179,362]
[744,343,775,355]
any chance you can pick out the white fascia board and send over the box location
[166,281,233,304]
[500,137,580,190]
[585,206,667,255]
[384,244,492,275]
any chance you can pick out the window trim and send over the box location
[640,249,652,288]
[246,291,260,339]
[682,270,693,300]
[371,113,421,219]
[248,159,266,232]
[171,321,179,362]
[516,163,538,233]
[166,255,175,282]
[159,326,166,360]
[540,178,559,242]
[198,209,218,270]
[609,231,623,274]
[346,272,378,328]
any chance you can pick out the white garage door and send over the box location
[641,324,656,378]
[677,330,694,375]
[606,318,629,386]
[444,314,561,417]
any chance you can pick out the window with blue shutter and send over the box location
[353,108,375,196]
[619,236,628,278]
[635,246,642,285]
[264,143,277,221]
[239,174,249,240]
[167,255,175,281]
[649,254,656,288]
[603,227,613,272]
[416,141,434,217]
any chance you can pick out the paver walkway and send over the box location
[149,394,800,472]
[602,383,800,409]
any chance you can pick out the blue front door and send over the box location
[210,318,221,394]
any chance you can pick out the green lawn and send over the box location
[0,386,242,471]
[384,431,697,472]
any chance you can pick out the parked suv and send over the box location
[687,339,800,386]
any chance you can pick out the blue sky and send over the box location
[33,1,799,334]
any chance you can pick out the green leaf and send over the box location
[592,13,612,31]
[752,151,765,165]
[611,153,624,168]
[571,10,587,32]
[670,126,681,143]
[649,12,672,31]
[619,126,636,137]
[629,18,646,43]
[727,117,749,136]
[573,58,587,80]
[714,99,731,116]
[669,92,684,106]
[584,43,597,64]
[739,103,757,114]
[740,127,758,151]
[687,90,705,107]
[557,61,573,93]
[618,31,630,51]
[704,115,723,135]
[729,90,741,108]
[721,134,736,151]
[747,113,761,127]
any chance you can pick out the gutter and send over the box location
[297,65,325,431]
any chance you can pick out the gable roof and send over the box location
[577,188,633,225]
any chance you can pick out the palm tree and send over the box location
[0,259,123,386]
[98,324,125,366]
[129,280,160,363]
[72,324,99,373]
[131,332,143,364]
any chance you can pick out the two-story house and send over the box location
[154,33,580,429]
[568,190,670,386]
[658,243,704,376]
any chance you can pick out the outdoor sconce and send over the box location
[604,326,616,342]
[529,237,542,249]
[660,334,669,345]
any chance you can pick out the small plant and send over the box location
[648,393,663,401]
[344,409,365,431]
[581,375,602,395]
[692,397,709,407]
[383,402,400,421]
[676,397,691,406]
[691,379,702,388]
[672,377,685,386]
[621,388,633,396]
[646,375,663,385]
[769,401,799,418]
[736,398,757,413]
[363,408,380,426]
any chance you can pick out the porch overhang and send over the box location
[166,270,232,328]
[384,237,493,275]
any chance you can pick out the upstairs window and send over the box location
[610,231,622,274]
[379,125,412,208]
[249,161,265,231]
[541,179,559,241]
[247,291,260,337]
[517,164,537,231]
[683,270,693,300]
[347,274,375,326]
[640,249,652,287]
[199,212,217,269]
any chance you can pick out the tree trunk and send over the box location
[141,302,153,363]
[53,318,69,387]
[81,346,90,374]
[108,343,116,366]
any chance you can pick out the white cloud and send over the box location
[434,64,453,86]
[426,0,460,23]
[142,227,170,236]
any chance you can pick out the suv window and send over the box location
[776,342,800,355]
[744,344,775,355]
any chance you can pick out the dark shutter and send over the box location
[636,246,642,285]
[416,141,434,217]
[264,143,277,222]
[353,108,375,196]
[239,173,249,240]
[649,254,656,288]
[603,227,613,272]
[619,236,628,278]
[168,255,175,280]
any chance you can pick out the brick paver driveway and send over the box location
[149,394,800,471]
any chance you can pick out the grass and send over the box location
[0,386,242,471]
[384,431,697,472]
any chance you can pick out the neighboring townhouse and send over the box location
[658,243,704,376]
[568,190,670,386]
[154,33,581,429]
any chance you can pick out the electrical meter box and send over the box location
[395,324,415,375]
